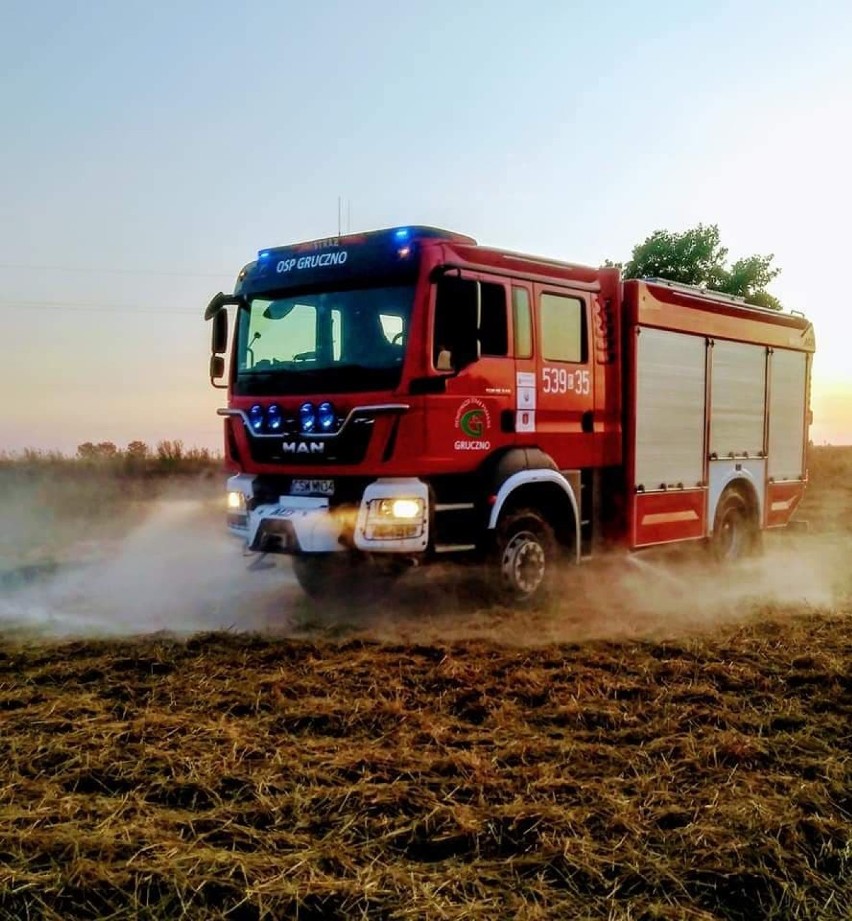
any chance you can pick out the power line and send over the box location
[0,300,201,314]
[0,262,234,278]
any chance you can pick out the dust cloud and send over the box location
[0,494,847,643]
[549,535,843,641]
[0,499,304,638]
[355,534,848,646]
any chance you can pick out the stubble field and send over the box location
[0,448,850,919]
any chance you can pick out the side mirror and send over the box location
[210,354,226,388]
[204,291,244,320]
[206,292,241,390]
[212,309,228,354]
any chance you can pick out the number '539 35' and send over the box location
[541,367,590,395]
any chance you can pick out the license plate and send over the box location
[291,478,335,496]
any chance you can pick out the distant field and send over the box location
[0,447,849,919]
[0,459,222,579]
[798,444,852,531]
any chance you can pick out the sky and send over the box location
[1,0,850,453]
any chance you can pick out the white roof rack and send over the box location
[642,277,784,316]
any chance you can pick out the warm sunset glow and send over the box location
[1,3,850,452]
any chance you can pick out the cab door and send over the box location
[424,271,515,471]
[510,282,537,441]
[532,284,595,467]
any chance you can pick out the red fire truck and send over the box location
[205,226,815,603]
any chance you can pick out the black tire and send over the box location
[292,554,403,605]
[494,508,559,606]
[292,555,344,601]
[711,489,760,563]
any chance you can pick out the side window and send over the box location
[540,293,586,363]
[331,308,342,361]
[434,277,478,370]
[479,282,508,357]
[512,286,532,358]
[433,277,508,369]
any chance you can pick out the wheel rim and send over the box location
[501,529,546,597]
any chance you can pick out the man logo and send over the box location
[282,441,325,455]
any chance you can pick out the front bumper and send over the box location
[227,475,430,555]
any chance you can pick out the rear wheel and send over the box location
[494,508,559,606]
[711,489,760,563]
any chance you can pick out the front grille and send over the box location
[247,420,374,466]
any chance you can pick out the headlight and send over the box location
[370,497,425,519]
[227,491,245,510]
[355,478,430,551]
[391,499,421,519]
[364,496,425,539]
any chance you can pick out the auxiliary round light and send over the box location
[249,404,264,432]
[266,404,283,432]
[391,499,421,519]
[299,402,316,433]
[317,401,336,431]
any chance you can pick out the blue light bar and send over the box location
[266,404,283,431]
[299,402,316,434]
[249,404,264,432]
[317,401,335,431]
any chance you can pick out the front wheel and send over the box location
[292,555,346,601]
[291,554,403,605]
[494,508,559,606]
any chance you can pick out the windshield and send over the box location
[234,285,414,396]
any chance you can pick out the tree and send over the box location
[613,224,782,309]
[95,441,118,458]
[76,441,119,461]
[723,254,781,310]
[126,440,149,459]
[157,440,184,463]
